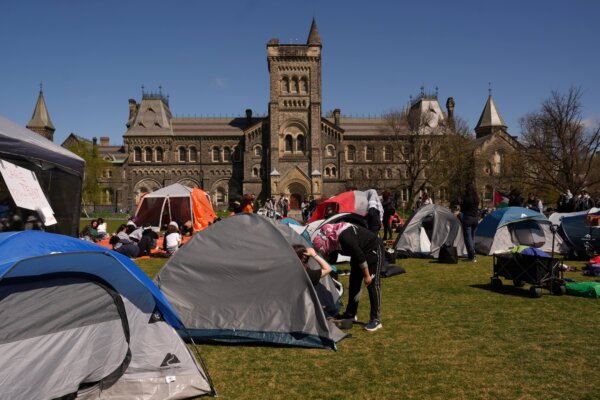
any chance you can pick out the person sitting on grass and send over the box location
[80,219,101,242]
[109,226,140,259]
[312,222,384,332]
[293,244,337,318]
[181,220,194,236]
[163,221,181,256]
[96,217,108,240]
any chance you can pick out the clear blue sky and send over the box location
[1,0,599,145]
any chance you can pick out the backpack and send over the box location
[438,244,458,264]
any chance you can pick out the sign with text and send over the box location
[0,159,57,226]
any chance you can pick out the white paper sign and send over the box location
[0,159,57,226]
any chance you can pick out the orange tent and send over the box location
[134,183,216,231]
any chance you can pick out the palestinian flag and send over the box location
[494,189,509,208]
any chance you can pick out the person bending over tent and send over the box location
[293,244,336,317]
[313,222,384,332]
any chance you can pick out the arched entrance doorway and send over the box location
[287,182,308,210]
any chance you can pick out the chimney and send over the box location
[333,109,341,126]
[245,109,253,125]
[99,136,110,146]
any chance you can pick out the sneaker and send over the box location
[364,319,382,332]
[333,312,356,321]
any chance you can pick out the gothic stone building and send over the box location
[42,20,518,212]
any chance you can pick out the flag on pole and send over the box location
[494,189,509,208]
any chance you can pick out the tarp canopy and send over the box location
[308,190,371,222]
[0,231,214,399]
[475,207,567,255]
[155,213,346,350]
[549,208,600,258]
[0,115,85,236]
[134,183,216,231]
[394,204,467,258]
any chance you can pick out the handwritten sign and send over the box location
[0,159,57,226]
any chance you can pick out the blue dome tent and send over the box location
[0,231,214,399]
[475,207,567,255]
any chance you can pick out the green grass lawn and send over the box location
[134,255,600,400]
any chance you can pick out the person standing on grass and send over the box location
[312,222,384,332]
[459,183,479,262]
[365,189,384,235]
[382,191,395,241]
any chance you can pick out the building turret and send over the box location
[26,85,55,141]
[307,18,321,45]
[474,94,507,138]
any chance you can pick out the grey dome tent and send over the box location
[155,213,347,350]
[0,231,214,399]
[394,204,467,258]
[0,116,85,236]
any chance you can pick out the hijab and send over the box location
[312,222,353,254]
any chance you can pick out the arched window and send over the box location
[365,146,374,162]
[189,147,198,162]
[212,147,220,162]
[493,150,504,175]
[178,147,186,162]
[223,147,231,162]
[144,147,152,162]
[324,167,331,177]
[383,145,393,162]
[101,188,113,205]
[156,147,164,162]
[326,144,335,157]
[285,135,293,152]
[133,147,142,162]
[347,168,354,179]
[290,77,298,93]
[252,167,259,177]
[300,77,308,93]
[296,135,305,153]
[331,166,337,177]
[215,187,226,204]
[281,77,289,93]
[347,145,356,162]
[385,169,392,179]
[254,145,262,157]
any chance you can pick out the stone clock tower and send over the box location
[266,19,324,207]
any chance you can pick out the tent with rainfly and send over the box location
[0,115,85,237]
[393,204,467,258]
[155,213,347,350]
[548,208,600,258]
[308,190,371,223]
[475,206,567,255]
[0,231,215,400]
[134,183,217,232]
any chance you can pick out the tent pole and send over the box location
[183,327,217,396]
[158,199,166,230]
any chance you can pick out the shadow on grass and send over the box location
[469,283,540,298]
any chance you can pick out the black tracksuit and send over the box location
[338,224,383,321]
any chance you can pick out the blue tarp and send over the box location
[0,231,183,329]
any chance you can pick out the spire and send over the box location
[474,94,507,138]
[27,85,55,141]
[306,18,321,45]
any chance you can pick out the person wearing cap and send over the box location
[312,221,384,332]
[163,221,181,256]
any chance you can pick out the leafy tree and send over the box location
[66,139,111,205]
[520,87,600,195]
[379,107,473,209]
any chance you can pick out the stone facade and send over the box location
[45,20,520,212]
